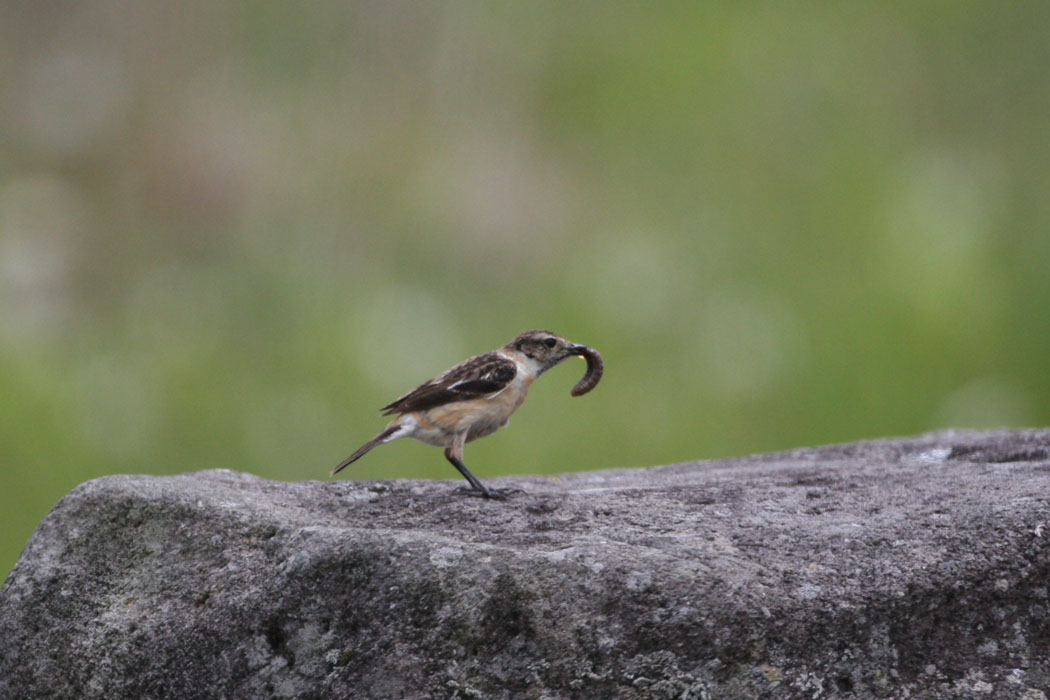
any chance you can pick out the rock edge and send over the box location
[2,429,1050,699]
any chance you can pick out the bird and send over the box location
[332,329,603,500]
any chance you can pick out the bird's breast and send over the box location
[413,371,534,444]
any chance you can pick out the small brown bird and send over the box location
[332,329,604,499]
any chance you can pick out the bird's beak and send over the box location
[566,344,593,357]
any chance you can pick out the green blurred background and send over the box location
[2,2,1049,580]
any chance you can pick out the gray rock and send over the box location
[3,429,1050,700]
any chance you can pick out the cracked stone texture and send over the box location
[3,429,1050,699]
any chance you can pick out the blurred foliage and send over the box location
[2,1,1049,580]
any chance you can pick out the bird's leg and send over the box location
[443,446,520,500]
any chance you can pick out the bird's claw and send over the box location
[453,486,524,500]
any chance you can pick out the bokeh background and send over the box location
[3,2,1049,581]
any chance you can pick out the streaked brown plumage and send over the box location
[332,330,603,499]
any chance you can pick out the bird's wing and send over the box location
[380,352,518,415]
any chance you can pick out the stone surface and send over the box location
[3,429,1050,699]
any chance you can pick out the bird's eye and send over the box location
[543,337,557,348]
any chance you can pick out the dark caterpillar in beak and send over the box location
[569,346,603,397]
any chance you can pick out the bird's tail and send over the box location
[331,425,401,476]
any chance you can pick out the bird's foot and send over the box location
[453,486,524,500]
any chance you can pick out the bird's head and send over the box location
[506,329,591,374]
